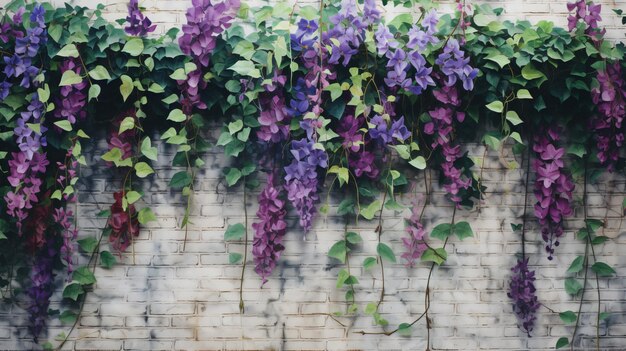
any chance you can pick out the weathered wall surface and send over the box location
[1,0,626,350]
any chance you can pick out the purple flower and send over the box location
[375,26,397,56]
[125,0,157,36]
[508,258,540,336]
[435,39,478,91]
[401,202,427,267]
[407,26,438,51]
[252,174,288,285]
[533,127,575,259]
[422,9,439,34]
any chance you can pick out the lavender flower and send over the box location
[28,244,55,342]
[252,175,287,285]
[54,59,87,124]
[435,39,478,91]
[125,0,156,36]
[401,202,427,267]
[533,127,575,260]
[508,258,540,336]
[591,62,626,171]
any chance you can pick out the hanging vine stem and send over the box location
[355,206,456,338]
[239,176,248,314]
[570,157,602,351]
[343,217,356,309]
[375,189,387,308]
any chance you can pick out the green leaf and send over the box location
[148,83,165,93]
[73,266,96,285]
[591,236,608,245]
[37,84,50,103]
[431,223,453,240]
[486,101,504,113]
[398,323,412,336]
[62,282,84,301]
[360,200,381,220]
[567,144,586,158]
[324,83,343,101]
[120,75,134,102]
[408,156,426,170]
[88,65,111,80]
[224,223,245,241]
[233,40,255,60]
[225,168,242,187]
[364,302,377,315]
[122,37,144,56]
[125,191,141,205]
[134,162,154,178]
[54,120,72,132]
[170,171,192,188]
[454,221,474,240]
[559,311,577,324]
[0,232,6,240]
[586,219,603,233]
[59,70,83,86]
[485,54,510,68]
[228,60,261,78]
[516,89,532,99]
[346,232,362,244]
[599,312,611,321]
[591,262,616,277]
[506,111,523,126]
[138,208,157,224]
[228,120,243,134]
[565,277,582,295]
[556,337,569,349]
[162,94,178,104]
[59,310,77,324]
[77,237,98,253]
[336,269,349,288]
[566,256,584,274]
[363,257,377,270]
[229,253,243,264]
[521,64,546,80]
[167,109,186,122]
[140,138,158,161]
[88,84,101,101]
[118,116,135,134]
[100,251,116,268]
[377,243,396,263]
[328,240,347,263]
[421,248,447,265]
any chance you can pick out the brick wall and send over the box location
[2,0,626,350]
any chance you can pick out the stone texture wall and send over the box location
[1,0,626,350]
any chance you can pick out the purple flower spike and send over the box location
[252,174,288,285]
[508,258,540,336]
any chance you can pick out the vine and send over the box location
[0,0,623,348]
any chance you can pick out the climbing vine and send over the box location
[0,0,623,349]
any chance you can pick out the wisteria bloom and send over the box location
[508,258,540,336]
[252,175,287,285]
[533,128,575,260]
[401,202,428,267]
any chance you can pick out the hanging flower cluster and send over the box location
[567,0,602,35]
[124,0,156,37]
[107,111,137,162]
[27,242,55,342]
[533,128,575,260]
[401,202,427,267]
[4,4,48,235]
[508,258,540,336]
[424,84,471,204]
[177,0,239,114]
[591,62,626,170]
[252,175,287,285]
[107,191,140,252]
[54,59,87,124]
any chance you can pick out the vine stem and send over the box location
[355,207,456,339]
[376,190,388,308]
[239,177,248,314]
[581,159,601,351]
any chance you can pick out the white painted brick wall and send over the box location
[0,0,625,350]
